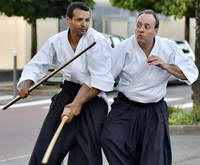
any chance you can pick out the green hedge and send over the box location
[168,106,200,125]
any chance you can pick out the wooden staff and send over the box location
[2,42,96,110]
[42,116,68,164]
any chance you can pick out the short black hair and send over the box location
[137,10,159,29]
[66,2,90,19]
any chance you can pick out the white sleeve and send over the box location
[85,37,114,92]
[171,44,199,85]
[17,40,56,88]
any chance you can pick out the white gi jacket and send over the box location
[112,35,198,103]
[18,28,114,94]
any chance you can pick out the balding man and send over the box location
[101,10,198,165]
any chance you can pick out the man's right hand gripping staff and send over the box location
[18,80,34,98]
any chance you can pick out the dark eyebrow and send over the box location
[137,21,150,26]
[144,23,151,26]
[75,16,90,19]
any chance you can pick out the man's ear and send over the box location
[66,17,71,24]
[155,28,158,35]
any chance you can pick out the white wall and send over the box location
[158,17,185,40]
[103,18,128,37]
[0,15,58,70]
[37,18,58,50]
[0,16,29,70]
[190,18,196,51]
[110,19,128,37]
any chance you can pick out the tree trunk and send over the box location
[192,0,200,106]
[184,16,190,42]
[31,18,37,58]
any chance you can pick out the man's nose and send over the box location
[138,26,144,32]
[81,20,88,27]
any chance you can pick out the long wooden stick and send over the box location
[42,116,68,164]
[2,42,96,110]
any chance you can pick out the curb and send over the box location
[0,84,60,95]
[170,125,200,135]
[0,84,60,105]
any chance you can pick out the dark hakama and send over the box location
[29,81,108,165]
[101,92,172,165]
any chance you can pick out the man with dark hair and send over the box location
[66,1,90,19]
[18,2,114,165]
[101,10,198,165]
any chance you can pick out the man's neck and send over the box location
[69,32,81,43]
[139,39,155,57]
[68,30,81,51]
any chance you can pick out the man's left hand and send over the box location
[147,55,169,70]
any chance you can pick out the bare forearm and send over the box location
[18,80,34,90]
[147,56,187,80]
[162,64,187,80]
[62,84,101,122]
[72,84,101,105]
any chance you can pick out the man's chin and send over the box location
[137,39,146,47]
[137,38,144,44]
[79,29,88,36]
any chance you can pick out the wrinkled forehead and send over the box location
[136,13,156,27]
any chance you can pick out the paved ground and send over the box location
[0,135,200,165]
